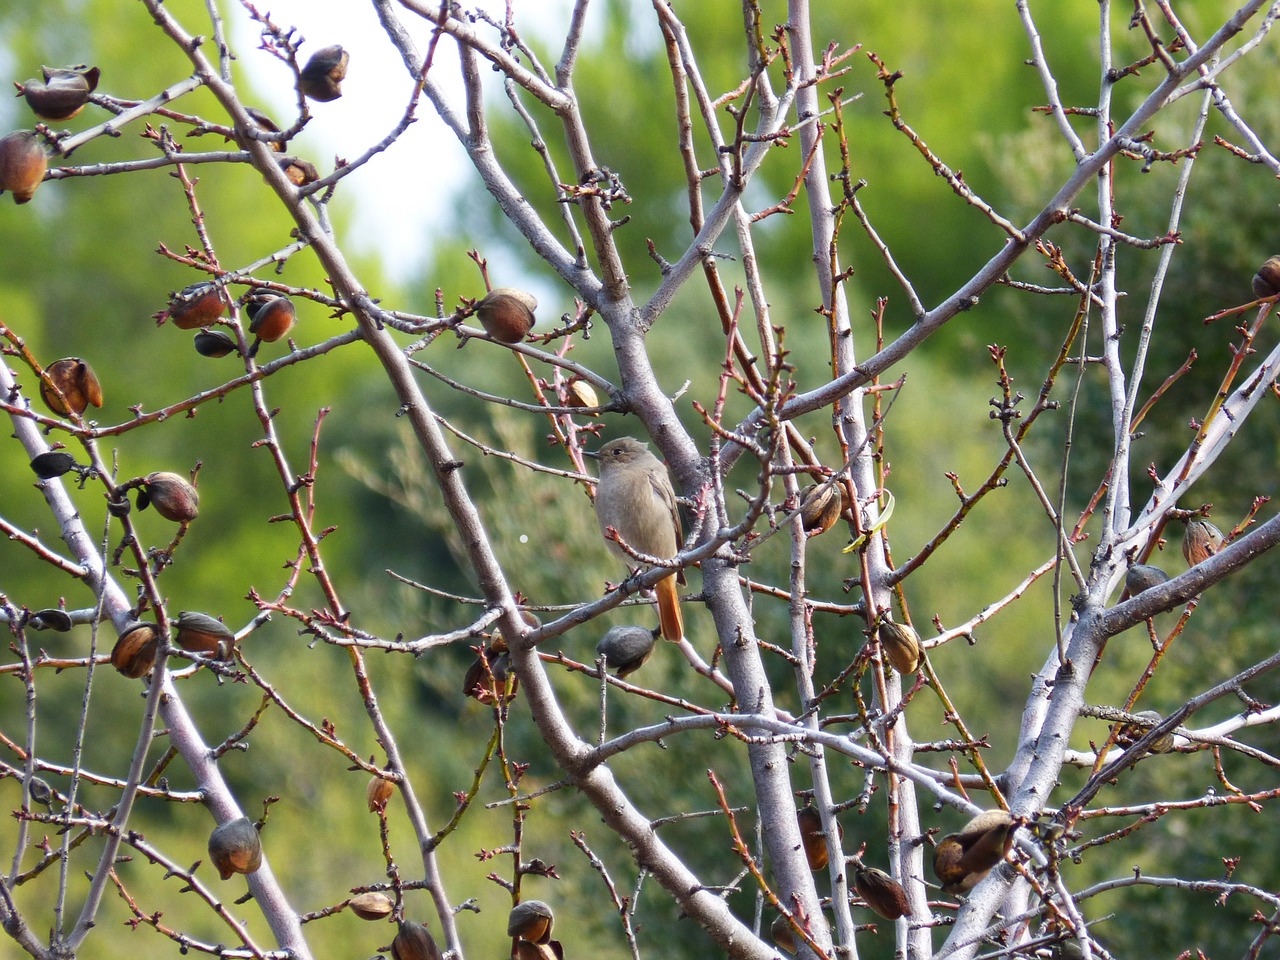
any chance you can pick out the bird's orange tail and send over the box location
[655,575,683,642]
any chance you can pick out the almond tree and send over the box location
[4,3,1280,960]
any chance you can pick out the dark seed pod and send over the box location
[596,625,658,678]
[168,282,227,330]
[278,156,320,186]
[0,131,48,204]
[877,619,922,675]
[1252,255,1280,299]
[20,65,99,121]
[391,919,442,960]
[140,472,199,523]
[367,774,395,811]
[173,611,235,659]
[853,860,911,920]
[111,621,159,678]
[799,483,849,536]
[29,608,74,632]
[298,45,349,102]
[194,329,237,358]
[770,914,797,954]
[106,495,131,518]
[1115,709,1175,755]
[348,891,394,921]
[1182,517,1224,566]
[40,358,103,416]
[1125,563,1169,595]
[475,288,537,343]
[248,295,296,357]
[30,451,78,479]
[508,900,554,943]
[207,817,262,879]
[796,805,841,872]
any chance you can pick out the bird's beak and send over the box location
[583,449,600,460]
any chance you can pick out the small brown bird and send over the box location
[588,438,684,643]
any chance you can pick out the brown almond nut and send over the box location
[0,131,48,204]
[796,806,841,871]
[475,288,537,343]
[567,379,599,411]
[111,622,159,678]
[168,282,227,329]
[1182,517,1224,566]
[140,472,199,523]
[173,611,235,659]
[391,919,442,960]
[877,619,922,674]
[348,891,394,921]
[1253,255,1280,299]
[853,861,911,920]
[770,914,797,954]
[366,775,395,811]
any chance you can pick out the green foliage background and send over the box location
[2,2,1280,959]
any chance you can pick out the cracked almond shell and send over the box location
[110,621,159,678]
[40,358,103,416]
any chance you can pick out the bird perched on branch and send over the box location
[587,437,684,643]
